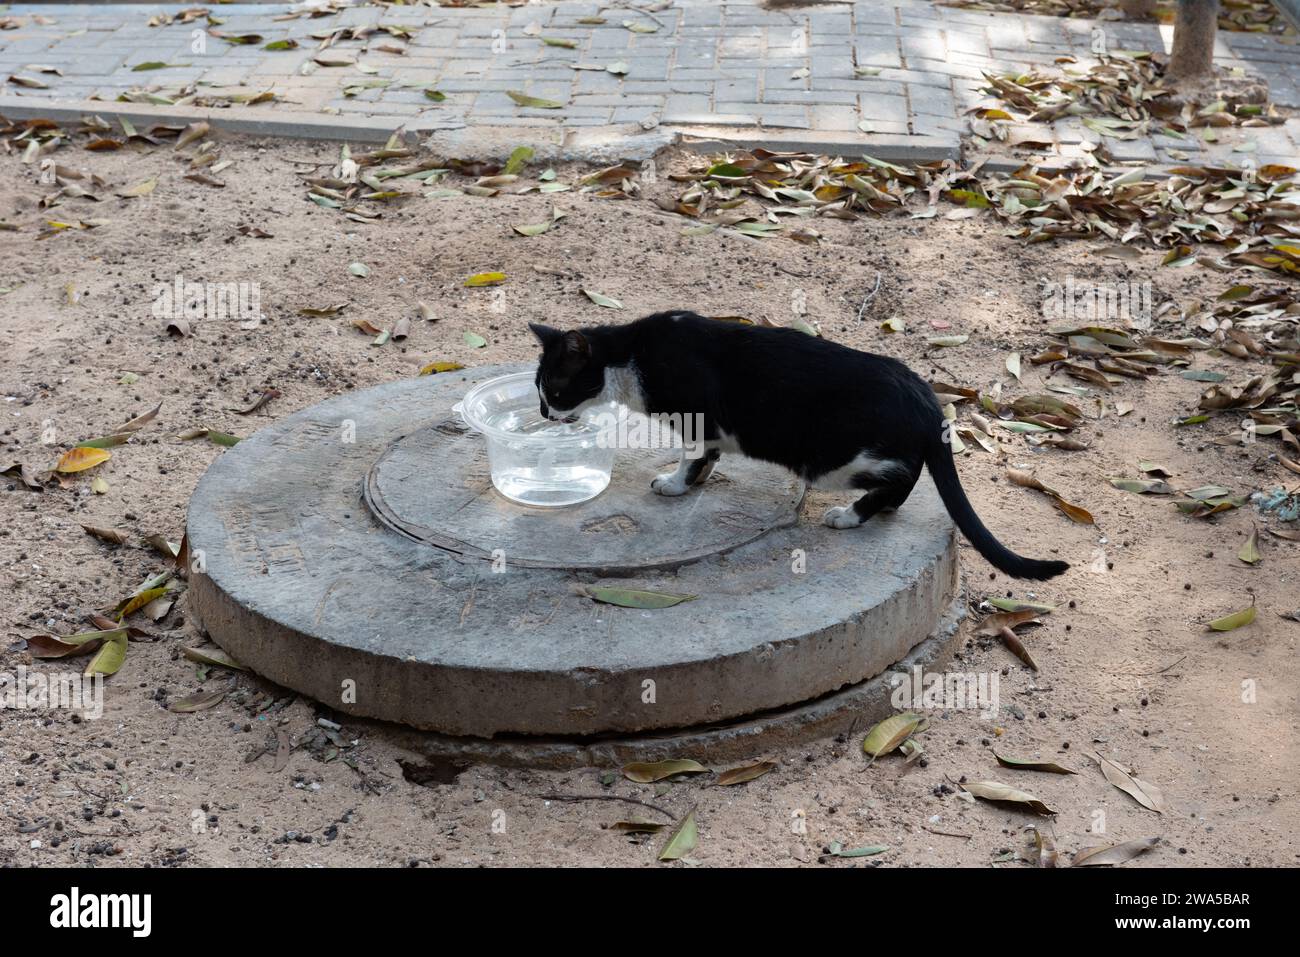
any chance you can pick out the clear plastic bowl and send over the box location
[457,371,616,507]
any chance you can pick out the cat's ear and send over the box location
[528,322,560,345]
[560,330,590,367]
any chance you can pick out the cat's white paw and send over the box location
[651,473,690,496]
[823,505,863,529]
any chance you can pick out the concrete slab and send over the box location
[188,364,959,741]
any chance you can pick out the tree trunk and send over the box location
[1120,0,1158,18]
[1167,0,1220,81]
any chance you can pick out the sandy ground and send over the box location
[0,128,1297,868]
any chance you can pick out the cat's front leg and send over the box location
[651,446,720,496]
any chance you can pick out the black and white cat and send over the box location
[529,311,1068,580]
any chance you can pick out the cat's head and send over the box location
[528,323,606,422]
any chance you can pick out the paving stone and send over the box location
[664,92,713,115]
[908,83,956,119]
[572,94,664,107]
[828,78,908,99]
[902,35,946,63]
[910,114,965,137]
[764,68,810,91]
[1151,133,1202,152]
[760,110,812,130]
[719,34,765,58]
[716,75,760,101]
[671,67,731,82]
[763,89,859,106]
[810,104,860,132]
[945,29,992,60]
[1103,136,1158,163]
[52,54,127,75]
[682,6,724,28]
[855,39,903,69]
[810,55,856,78]
[1020,17,1067,44]
[863,92,909,125]
[611,105,660,124]
[574,70,625,94]
[871,66,957,90]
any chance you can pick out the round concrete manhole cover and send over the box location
[187,364,958,741]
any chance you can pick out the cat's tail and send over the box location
[923,425,1068,581]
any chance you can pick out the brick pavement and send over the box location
[1,1,1298,165]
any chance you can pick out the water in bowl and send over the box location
[480,394,612,507]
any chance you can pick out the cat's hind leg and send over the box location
[822,468,919,529]
[652,446,720,496]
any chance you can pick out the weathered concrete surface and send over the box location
[365,414,805,573]
[188,364,959,738]
[378,596,966,770]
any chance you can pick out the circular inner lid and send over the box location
[363,418,806,572]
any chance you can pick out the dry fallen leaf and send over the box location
[1095,752,1167,813]
[962,780,1057,815]
[56,447,111,473]
[81,524,128,545]
[621,759,708,783]
[1072,836,1159,867]
[714,760,777,787]
[1006,468,1095,524]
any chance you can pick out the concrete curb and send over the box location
[0,95,417,144]
[0,94,963,163]
[680,127,962,162]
